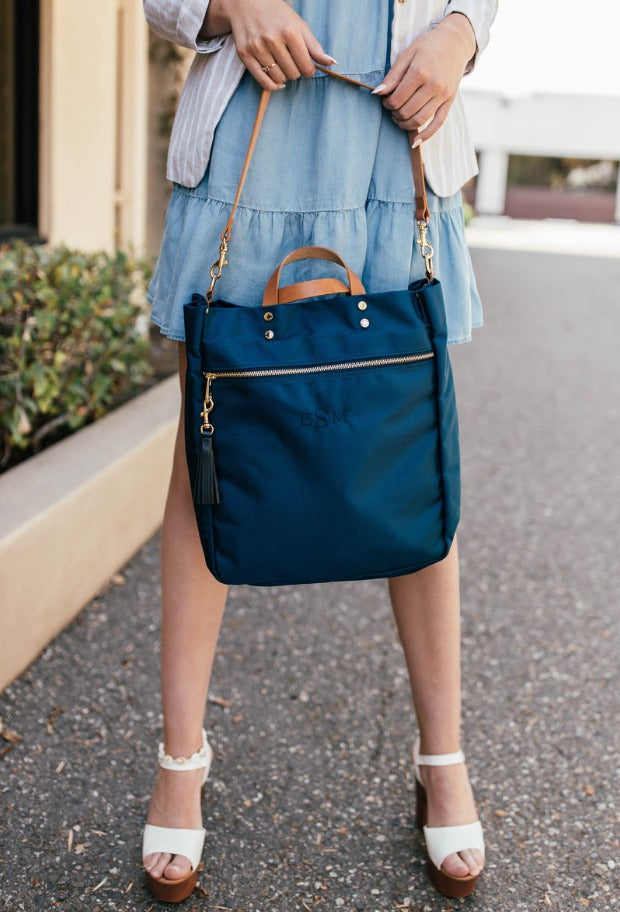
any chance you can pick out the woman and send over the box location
[142,0,498,902]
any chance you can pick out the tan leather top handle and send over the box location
[207,66,432,302]
[262,245,366,307]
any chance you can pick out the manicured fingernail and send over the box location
[277,83,286,89]
[372,83,388,94]
[411,138,422,148]
[326,56,339,65]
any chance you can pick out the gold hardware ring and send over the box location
[261,61,278,73]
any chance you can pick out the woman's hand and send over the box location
[373,13,476,144]
[201,0,337,91]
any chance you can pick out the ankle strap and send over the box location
[158,728,211,771]
[413,735,465,781]
[417,749,465,766]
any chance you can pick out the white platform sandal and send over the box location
[412,736,485,898]
[142,727,213,903]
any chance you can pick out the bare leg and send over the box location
[388,539,484,878]
[143,343,228,881]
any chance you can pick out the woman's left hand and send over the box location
[373,13,476,144]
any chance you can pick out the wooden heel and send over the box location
[146,868,199,903]
[415,777,427,830]
[427,861,478,899]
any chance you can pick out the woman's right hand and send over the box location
[201,0,337,90]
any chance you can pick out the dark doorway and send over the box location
[0,0,41,242]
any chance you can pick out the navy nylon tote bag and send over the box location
[183,71,460,586]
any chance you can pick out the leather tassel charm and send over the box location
[192,430,220,505]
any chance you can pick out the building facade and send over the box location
[2,2,618,256]
[1,0,190,256]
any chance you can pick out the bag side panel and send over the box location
[416,280,461,550]
[183,297,221,579]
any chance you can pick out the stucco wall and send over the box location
[39,0,149,252]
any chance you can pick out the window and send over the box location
[0,0,41,242]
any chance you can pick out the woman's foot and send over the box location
[416,759,484,878]
[143,765,205,880]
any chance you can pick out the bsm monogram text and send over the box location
[300,406,352,429]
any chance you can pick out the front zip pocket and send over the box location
[192,351,434,506]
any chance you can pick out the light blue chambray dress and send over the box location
[148,0,483,346]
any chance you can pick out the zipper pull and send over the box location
[191,375,220,505]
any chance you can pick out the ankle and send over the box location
[161,726,205,759]
[419,738,462,756]
[420,762,470,785]
[416,722,462,757]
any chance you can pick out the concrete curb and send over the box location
[0,375,180,692]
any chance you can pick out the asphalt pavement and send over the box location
[1,245,619,912]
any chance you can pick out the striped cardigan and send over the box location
[144,0,498,196]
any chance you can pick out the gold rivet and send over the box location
[357,300,367,311]
[264,311,274,321]
[360,318,370,328]
[264,329,275,340]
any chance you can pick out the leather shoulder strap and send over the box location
[220,67,430,243]
[219,88,272,245]
[313,65,430,222]
[208,67,433,300]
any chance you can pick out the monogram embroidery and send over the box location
[300,406,352,429]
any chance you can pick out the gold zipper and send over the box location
[203,351,433,382]
[199,352,434,434]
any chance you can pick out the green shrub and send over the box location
[0,242,153,471]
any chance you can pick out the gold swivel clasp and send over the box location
[200,375,216,433]
[416,220,434,282]
[206,240,229,304]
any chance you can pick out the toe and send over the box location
[460,847,484,876]
[148,852,172,880]
[164,855,192,880]
[143,851,163,874]
[441,851,470,878]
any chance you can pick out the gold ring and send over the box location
[261,62,277,73]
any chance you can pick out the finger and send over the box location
[382,58,430,112]
[264,61,288,84]
[301,26,339,68]
[240,50,287,91]
[282,28,328,78]
[372,46,417,97]
[269,52,300,81]
[265,35,303,80]
[414,100,451,143]
[391,98,436,133]
[390,84,434,125]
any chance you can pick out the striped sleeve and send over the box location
[446,0,498,69]
[143,0,227,54]
[167,36,245,186]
